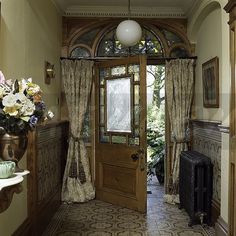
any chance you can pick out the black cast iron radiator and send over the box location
[179,150,213,226]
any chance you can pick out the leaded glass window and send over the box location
[99,64,141,146]
[97,28,164,57]
[170,47,189,58]
[74,27,101,47]
[70,47,91,58]
[160,29,184,46]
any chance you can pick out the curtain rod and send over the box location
[60,56,197,61]
[60,57,97,61]
[148,56,197,61]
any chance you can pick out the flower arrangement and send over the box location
[0,71,54,135]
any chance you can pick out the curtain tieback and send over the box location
[70,133,83,142]
[69,133,86,183]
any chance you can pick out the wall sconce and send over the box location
[45,61,55,84]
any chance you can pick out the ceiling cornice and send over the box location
[64,6,186,18]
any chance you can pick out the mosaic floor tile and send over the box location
[43,179,215,236]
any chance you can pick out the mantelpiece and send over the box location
[0,170,29,213]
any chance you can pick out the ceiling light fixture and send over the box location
[116,0,142,47]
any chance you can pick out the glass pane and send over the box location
[134,105,140,126]
[135,138,140,145]
[128,65,140,81]
[135,128,139,137]
[70,47,91,58]
[129,138,135,145]
[170,47,189,58]
[100,105,104,124]
[100,88,105,106]
[100,68,110,85]
[129,137,140,146]
[112,136,127,144]
[128,65,140,73]
[75,27,101,47]
[134,72,140,82]
[100,127,110,143]
[101,136,110,143]
[106,77,131,133]
[111,66,126,76]
[134,85,140,105]
[161,29,183,46]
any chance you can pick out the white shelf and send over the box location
[0,170,30,191]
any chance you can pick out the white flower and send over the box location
[15,92,28,104]
[18,79,28,92]
[5,79,13,87]
[2,93,17,107]
[0,87,5,99]
[3,106,19,116]
[20,99,35,116]
[0,71,5,84]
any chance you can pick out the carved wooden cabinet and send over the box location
[26,121,69,236]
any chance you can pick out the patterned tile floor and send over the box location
[43,179,215,236]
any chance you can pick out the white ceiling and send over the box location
[53,0,198,18]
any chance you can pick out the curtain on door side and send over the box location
[164,59,194,204]
[61,59,95,202]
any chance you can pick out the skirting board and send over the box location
[215,217,228,236]
[212,199,220,225]
[12,217,32,236]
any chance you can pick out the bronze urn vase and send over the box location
[0,133,28,172]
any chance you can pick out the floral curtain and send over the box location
[164,59,194,204]
[61,59,95,203]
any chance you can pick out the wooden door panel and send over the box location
[102,164,136,195]
[95,55,147,212]
[99,144,139,166]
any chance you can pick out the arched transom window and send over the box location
[67,22,191,59]
[97,27,164,57]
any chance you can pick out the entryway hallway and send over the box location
[42,179,215,236]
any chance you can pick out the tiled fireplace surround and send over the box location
[191,119,224,223]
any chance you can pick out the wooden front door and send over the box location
[95,56,147,212]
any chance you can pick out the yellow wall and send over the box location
[188,0,230,223]
[193,8,222,120]
[0,0,62,235]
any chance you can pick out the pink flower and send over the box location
[0,71,5,84]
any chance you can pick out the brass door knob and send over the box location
[131,153,139,161]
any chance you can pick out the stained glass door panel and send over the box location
[99,65,141,145]
[106,76,132,133]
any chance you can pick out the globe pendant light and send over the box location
[116,0,142,47]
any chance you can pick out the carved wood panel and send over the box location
[26,121,69,235]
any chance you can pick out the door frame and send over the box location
[225,1,236,235]
[89,57,172,197]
